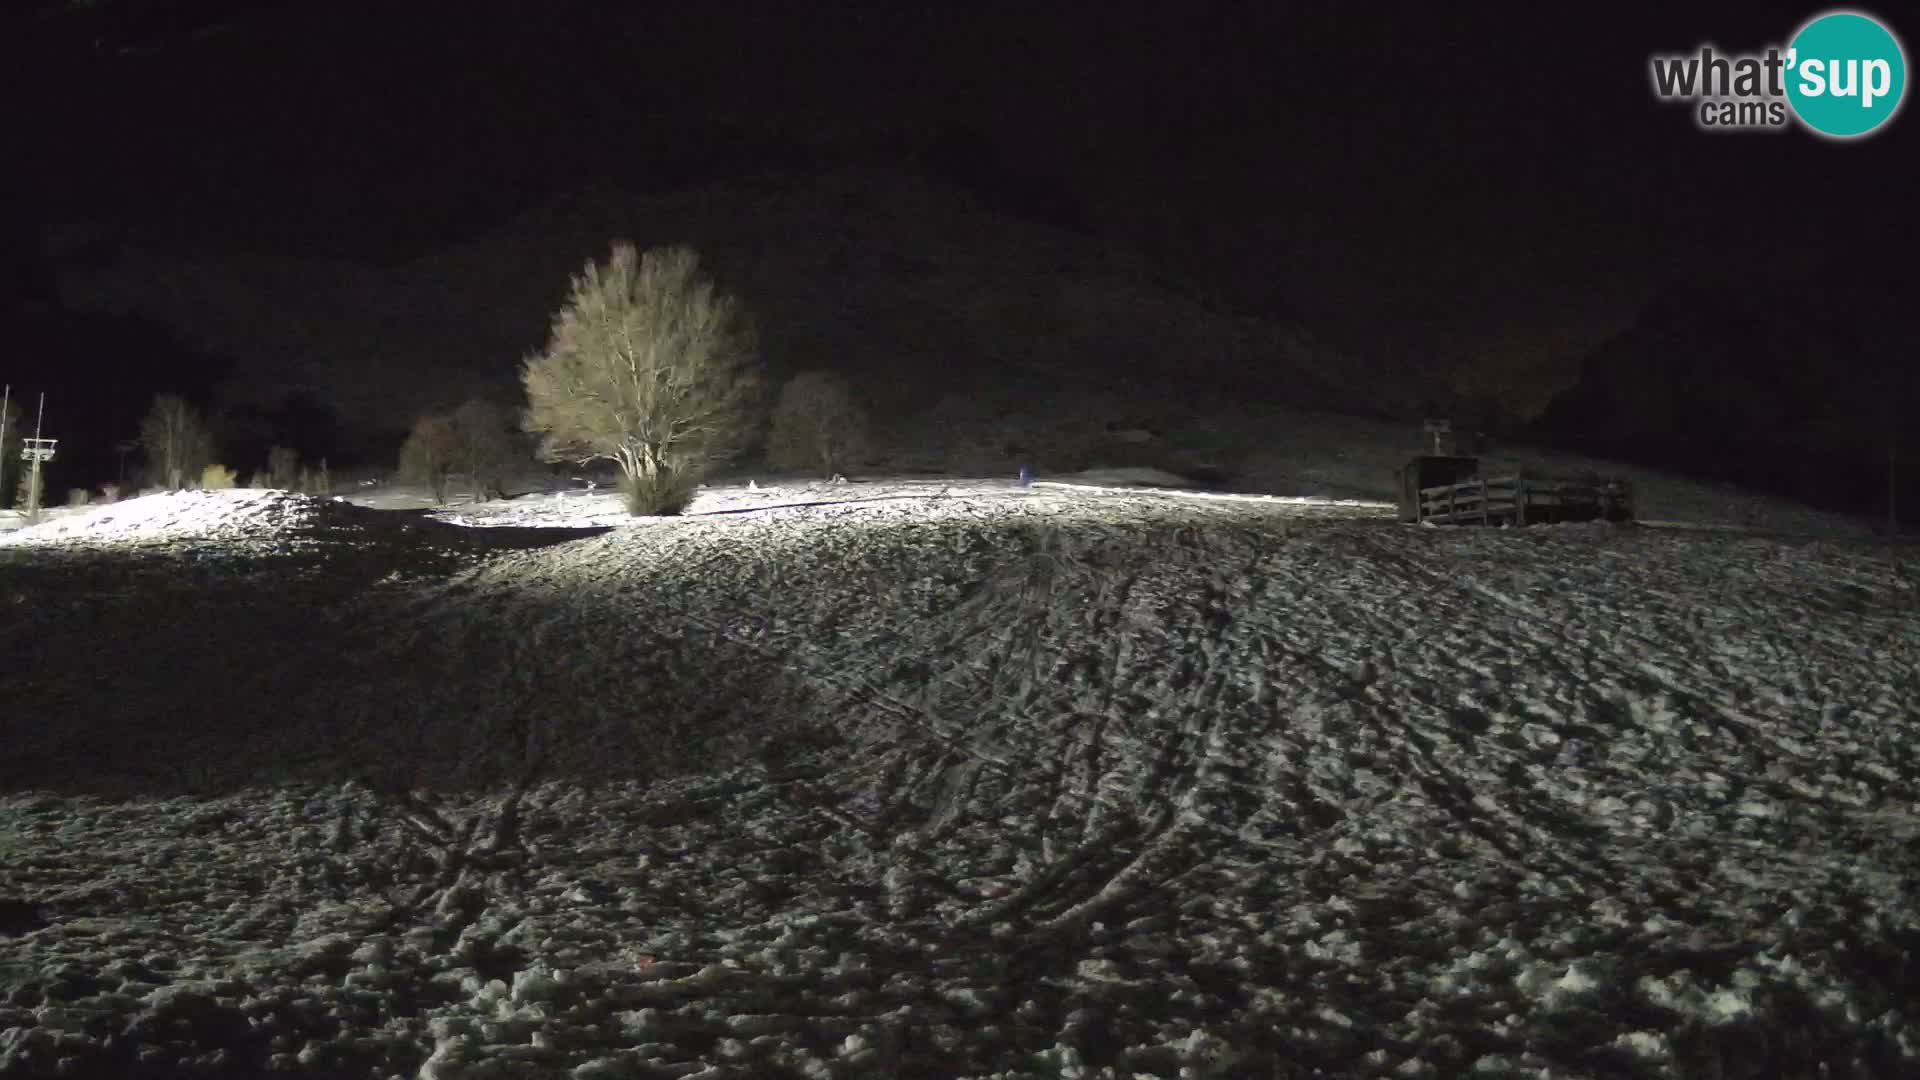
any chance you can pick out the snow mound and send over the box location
[1049,466,1194,488]
[0,490,372,547]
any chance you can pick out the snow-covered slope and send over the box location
[2,487,1917,1077]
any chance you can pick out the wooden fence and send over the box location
[1417,472,1632,526]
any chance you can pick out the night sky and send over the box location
[3,1,1914,506]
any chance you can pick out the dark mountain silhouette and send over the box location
[50,169,1421,472]
[1532,234,1919,524]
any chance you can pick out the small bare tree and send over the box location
[0,398,20,509]
[398,413,460,504]
[15,464,42,515]
[521,242,762,514]
[138,394,215,490]
[268,445,300,489]
[452,399,517,502]
[767,370,870,475]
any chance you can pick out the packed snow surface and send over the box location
[2,484,1918,1078]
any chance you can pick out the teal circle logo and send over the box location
[1786,11,1907,138]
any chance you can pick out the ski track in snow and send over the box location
[2,486,1918,1078]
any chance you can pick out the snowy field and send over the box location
[2,482,1918,1078]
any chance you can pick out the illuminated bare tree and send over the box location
[138,394,214,491]
[767,370,870,475]
[521,243,762,515]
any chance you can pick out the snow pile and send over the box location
[2,484,1917,1077]
[417,475,1393,533]
[0,490,371,548]
[433,476,1041,529]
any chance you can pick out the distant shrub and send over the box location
[268,445,300,490]
[452,399,518,502]
[200,464,237,489]
[399,413,459,504]
[767,370,870,475]
[14,467,41,513]
[138,394,215,490]
[97,483,120,504]
[66,488,90,507]
[247,469,272,490]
